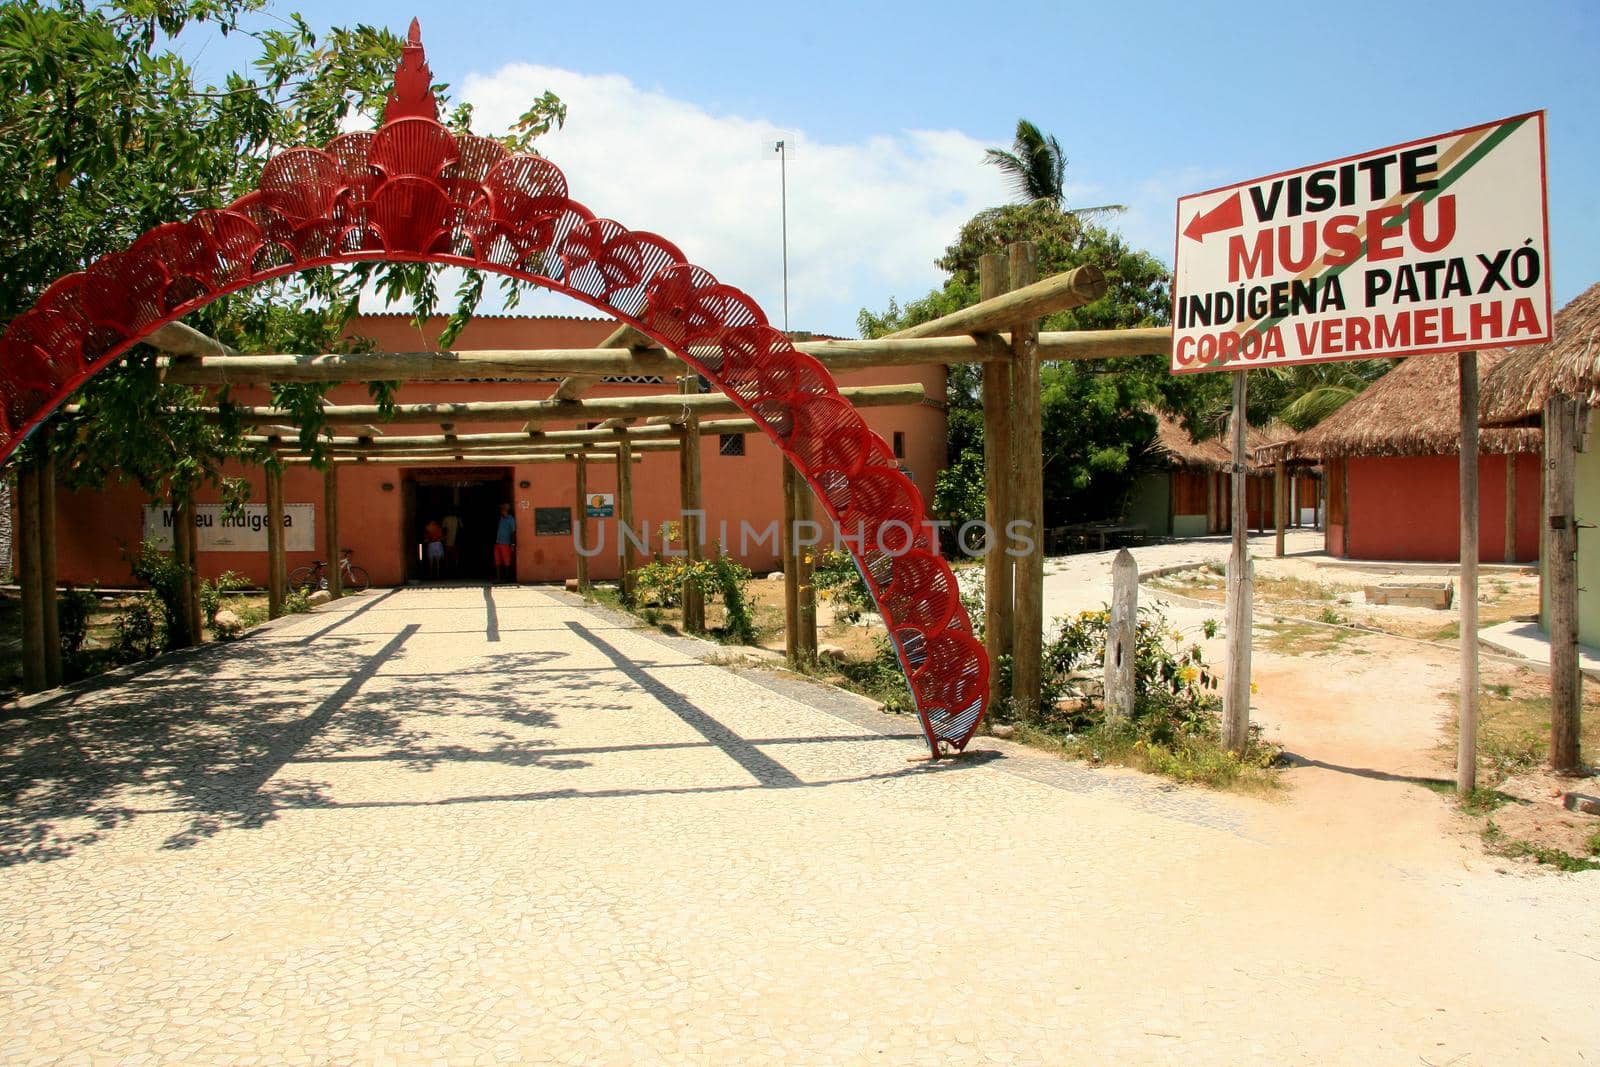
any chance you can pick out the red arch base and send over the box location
[0,22,988,754]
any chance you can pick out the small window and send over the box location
[719,433,745,456]
[534,507,572,536]
[892,431,905,459]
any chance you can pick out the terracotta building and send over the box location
[51,314,948,588]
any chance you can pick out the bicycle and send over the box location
[288,548,371,594]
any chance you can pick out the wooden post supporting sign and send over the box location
[1223,371,1253,753]
[678,375,705,631]
[38,429,61,687]
[575,454,590,596]
[1544,392,1582,775]
[1457,352,1480,794]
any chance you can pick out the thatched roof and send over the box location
[1149,412,1294,472]
[1151,411,1231,472]
[1289,350,1540,459]
[1480,282,1600,425]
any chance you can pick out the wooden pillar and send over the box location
[1206,470,1219,534]
[171,492,197,647]
[1222,371,1253,753]
[617,439,636,603]
[575,454,590,596]
[678,376,705,631]
[1544,393,1582,775]
[1456,352,1480,795]
[789,460,817,661]
[38,432,61,686]
[1274,458,1287,558]
[781,457,802,665]
[1503,452,1518,564]
[1104,549,1138,721]
[1007,241,1043,719]
[323,462,342,599]
[265,462,286,618]
[978,252,1013,709]
[15,461,46,693]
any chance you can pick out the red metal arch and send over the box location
[0,22,988,753]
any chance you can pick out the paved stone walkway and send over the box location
[2,586,1596,1064]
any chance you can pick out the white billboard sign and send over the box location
[142,504,316,552]
[1171,111,1550,373]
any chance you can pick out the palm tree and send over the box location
[984,118,1124,218]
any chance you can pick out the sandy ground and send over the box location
[2,585,1598,1064]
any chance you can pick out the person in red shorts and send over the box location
[493,502,517,583]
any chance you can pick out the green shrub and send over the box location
[200,570,250,628]
[811,549,874,624]
[113,595,162,663]
[628,547,756,643]
[126,538,191,650]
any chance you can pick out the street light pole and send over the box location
[775,138,789,332]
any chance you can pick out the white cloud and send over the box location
[450,64,1010,337]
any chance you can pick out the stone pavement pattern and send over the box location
[2,585,1597,1064]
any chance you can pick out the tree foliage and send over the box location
[0,1,564,490]
[861,201,1222,531]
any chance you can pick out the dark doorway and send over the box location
[402,467,514,582]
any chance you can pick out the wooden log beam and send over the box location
[574,455,590,595]
[248,414,775,451]
[886,264,1105,341]
[978,253,1013,711]
[171,493,198,648]
[280,452,642,466]
[617,439,637,603]
[15,459,46,693]
[38,432,61,687]
[552,322,658,402]
[155,328,1173,385]
[1456,353,1480,794]
[1274,458,1287,558]
[323,463,343,599]
[148,320,237,359]
[782,458,801,665]
[217,383,925,427]
[1007,242,1045,720]
[679,376,705,631]
[1544,392,1582,775]
[265,462,286,619]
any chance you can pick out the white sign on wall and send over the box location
[1172,111,1550,373]
[142,504,316,552]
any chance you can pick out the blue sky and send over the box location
[181,1,1599,337]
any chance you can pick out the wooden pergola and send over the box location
[11,260,1173,712]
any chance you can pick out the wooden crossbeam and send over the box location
[155,328,1172,386]
[279,451,644,466]
[884,264,1107,340]
[212,382,923,427]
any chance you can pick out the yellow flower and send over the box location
[1178,665,1199,685]
[1250,681,1259,694]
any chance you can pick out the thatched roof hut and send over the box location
[1149,412,1294,472]
[1149,411,1230,472]
[1289,351,1540,459]
[1481,282,1600,425]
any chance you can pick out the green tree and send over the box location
[0,2,563,487]
[862,202,1223,533]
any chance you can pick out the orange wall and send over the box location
[1335,453,1541,563]
[53,314,949,587]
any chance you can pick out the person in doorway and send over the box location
[423,517,445,579]
[441,511,463,576]
[493,502,517,583]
